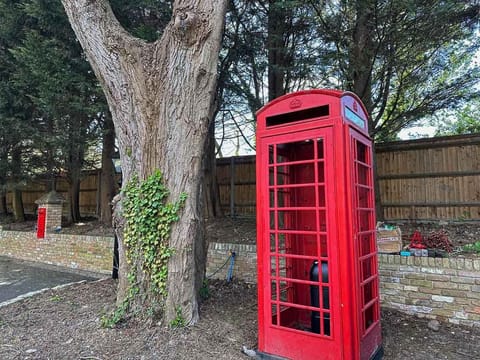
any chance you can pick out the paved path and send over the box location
[0,256,96,304]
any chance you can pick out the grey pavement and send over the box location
[0,256,97,305]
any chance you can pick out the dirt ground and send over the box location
[1,278,480,360]
[1,217,480,359]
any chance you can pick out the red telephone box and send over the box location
[256,89,382,360]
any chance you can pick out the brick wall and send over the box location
[378,254,480,327]
[207,241,480,327]
[0,226,113,275]
[2,230,478,327]
[206,242,257,283]
[44,203,63,231]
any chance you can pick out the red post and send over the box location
[37,207,46,239]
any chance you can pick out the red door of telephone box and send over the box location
[256,90,382,360]
[37,207,46,239]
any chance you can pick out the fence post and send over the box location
[230,156,235,218]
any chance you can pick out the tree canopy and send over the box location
[215,0,480,153]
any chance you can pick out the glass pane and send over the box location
[358,185,370,208]
[271,281,277,299]
[317,139,325,159]
[269,188,275,208]
[362,257,374,281]
[358,209,373,232]
[290,163,315,184]
[359,233,374,257]
[276,186,315,208]
[319,234,328,257]
[356,141,368,163]
[318,185,326,207]
[276,233,317,257]
[277,210,317,231]
[317,161,325,183]
[278,233,286,253]
[279,280,291,302]
[276,165,289,185]
[271,303,279,325]
[271,256,287,278]
[278,256,315,282]
[269,167,274,186]
[357,163,369,186]
[270,233,276,252]
[363,279,375,304]
[318,210,327,232]
[276,188,290,208]
[269,145,274,164]
[277,140,314,162]
[269,211,276,230]
[364,304,376,331]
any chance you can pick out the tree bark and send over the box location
[267,0,287,101]
[61,0,227,324]
[12,188,25,222]
[349,1,384,220]
[11,148,25,222]
[68,176,81,223]
[203,117,222,218]
[99,113,117,225]
[0,190,7,216]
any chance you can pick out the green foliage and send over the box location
[462,241,480,254]
[101,297,130,328]
[217,0,480,151]
[110,0,172,42]
[50,294,63,302]
[123,170,186,296]
[170,306,186,328]
[0,0,108,213]
[101,170,186,327]
[433,101,480,136]
[199,278,210,300]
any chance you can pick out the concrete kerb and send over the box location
[0,278,110,308]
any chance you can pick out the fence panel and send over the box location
[376,134,480,221]
[5,134,480,221]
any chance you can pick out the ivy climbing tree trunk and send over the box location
[61,0,227,324]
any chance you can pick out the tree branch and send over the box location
[61,0,144,96]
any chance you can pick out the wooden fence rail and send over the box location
[5,134,480,221]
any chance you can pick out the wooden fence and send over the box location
[376,134,480,221]
[217,134,480,221]
[5,134,480,221]
[5,170,102,218]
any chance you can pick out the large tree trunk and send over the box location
[350,1,384,220]
[68,176,81,223]
[0,190,7,216]
[267,0,287,101]
[62,0,227,324]
[11,148,25,222]
[203,118,222,218]
[99,114,117,225]
[12,188,25,222]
